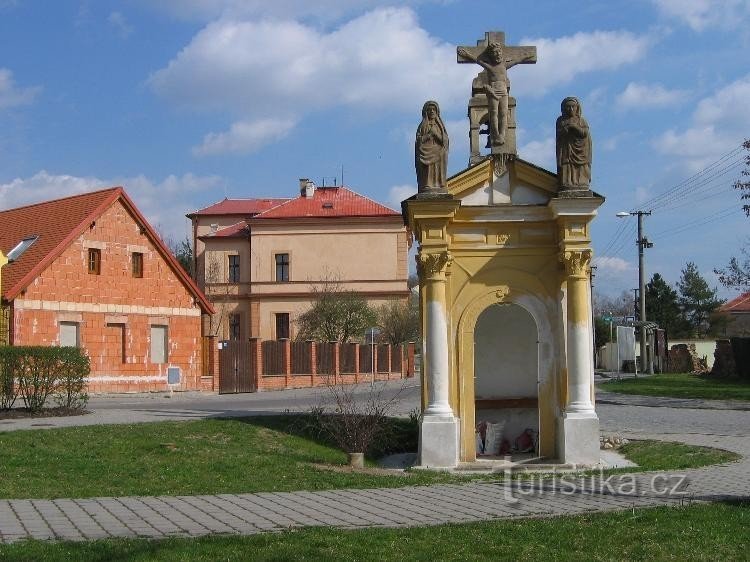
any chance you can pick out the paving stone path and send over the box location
[1,387,748,544]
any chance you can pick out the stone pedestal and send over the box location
[559,413,600,466]
[418,415,459,468]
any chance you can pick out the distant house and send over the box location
[721,292,750,337]
[188,179,410,341]
[0,187,214,393]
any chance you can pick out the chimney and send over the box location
[299,178,316,198]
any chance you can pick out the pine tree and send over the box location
[677,262,725,336]
[645,273,689,337]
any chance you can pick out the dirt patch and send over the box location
[308,462,412,477]
[0,407,90,420]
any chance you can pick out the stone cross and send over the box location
[457,31,536,156]
[456,31,537,80]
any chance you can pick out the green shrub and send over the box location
[0,350,20,410]
[0,347,90,412]
[54,348,90,410]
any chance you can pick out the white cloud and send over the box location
[518,137,555,171]
[150,11,656,155]
[593,256,633,274]
[512,31,654,97]
[652,0,750,31]
[193,118,297,156]
[388,184,415,208]
[150,8,472,117]
[0,171,223,242]
[0,68,41,110]
[616,82,688,109]
[108,11,133,38]
[653,74,750,169]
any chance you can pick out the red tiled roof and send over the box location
[251,187,399,219]
[722,292,750,313]
[187,198,290,217]
[0,187,214,314]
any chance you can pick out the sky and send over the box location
[0,0,748,300]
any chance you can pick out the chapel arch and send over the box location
[473,302,539,456]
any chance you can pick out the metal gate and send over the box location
[219,340,256,394]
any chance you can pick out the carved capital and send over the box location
[562,249,592,278]
[416,251,452,279]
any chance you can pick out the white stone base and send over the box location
[558,413,600,466]
[418,415,459,468]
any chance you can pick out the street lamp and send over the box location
[617,210,654,374]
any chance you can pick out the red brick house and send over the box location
[0,187,214,393]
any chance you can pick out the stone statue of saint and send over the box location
[457,42,534,148]
[415,100,449,192]
[556,97,592,190]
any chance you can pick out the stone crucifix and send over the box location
[457,32,536,151]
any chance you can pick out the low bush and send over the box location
[0,346,90,412]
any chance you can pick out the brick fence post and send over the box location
[207,335,219,390]
[283,338,291,387]
[387,343,393,380]
[249,337,262,391]
[333,341,340,385]
[309,340,317,386]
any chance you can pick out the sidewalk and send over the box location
[0,428,747,544]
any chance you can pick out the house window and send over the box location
[275,253,289,282]
[275,313,290,340]
[132,252,143,278]
[88,248,101,275]
[59,322,80,347]
[229,313,241,340]
[150,325,168,364]
[228,255,240,283]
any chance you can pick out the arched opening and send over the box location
[474,302,539,458]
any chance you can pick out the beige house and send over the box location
[188,180,409,341]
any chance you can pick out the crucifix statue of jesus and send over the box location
[457,32,536,150]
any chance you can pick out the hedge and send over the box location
[0,346,90,412]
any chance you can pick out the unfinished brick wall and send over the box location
[11,200,205,393]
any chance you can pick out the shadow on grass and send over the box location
[222,413,418,461]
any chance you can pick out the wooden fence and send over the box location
[212,338,416,394]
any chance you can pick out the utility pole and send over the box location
[618,210,654,375]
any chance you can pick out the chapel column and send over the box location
[418,251,453,416]
[402,196,461,468]
[549,196,603,466]
[562,249,596,415]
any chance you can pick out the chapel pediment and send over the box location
[447,156,558,207]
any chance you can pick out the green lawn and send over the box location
[600,373,750,401]
[0,418,739,499]
[1,502,747,561]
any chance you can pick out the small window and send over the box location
[229,313,241,340]
[228,255,240,283]
[59,322,80,347]
[132,252,143,278]
[88,248,101,275]
[7,235,38,262]
[150,325,168,364]
[275,253,289,282]
[275,313,290,340]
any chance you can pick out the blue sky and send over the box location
[0,0,748,299]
